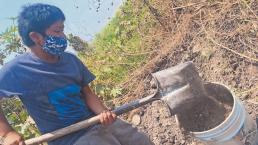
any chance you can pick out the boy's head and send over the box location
[18,3,66,48]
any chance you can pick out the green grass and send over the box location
[80,1,155,100]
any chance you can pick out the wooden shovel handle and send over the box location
[25,115,100,145]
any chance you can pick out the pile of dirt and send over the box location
[113,0,258,144]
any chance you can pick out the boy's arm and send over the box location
[0,106,13,136]
[82,86,116,126]
[0,102,25,145]
[81,86,107,114]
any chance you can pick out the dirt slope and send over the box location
[113,0,258,144]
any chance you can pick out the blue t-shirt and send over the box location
[0,52,96,145]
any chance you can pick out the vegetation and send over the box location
[0,18,25,65]
[1,98,40,139]
[78,0,156,101]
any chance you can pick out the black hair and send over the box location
[18,3,65,47]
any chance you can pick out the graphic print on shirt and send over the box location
[48,84,91,125]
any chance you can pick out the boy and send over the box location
[0,3,154,145]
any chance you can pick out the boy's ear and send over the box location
[29,32,44,46]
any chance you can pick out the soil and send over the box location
[176,97,232,132]
[112,0,258,145]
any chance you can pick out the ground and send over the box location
[113,1,258,144]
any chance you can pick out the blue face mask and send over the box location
[42,35,67,56]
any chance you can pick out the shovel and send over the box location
[25,61,208,145]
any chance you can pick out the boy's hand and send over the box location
[3,131,25,145]
[99,110,116,126]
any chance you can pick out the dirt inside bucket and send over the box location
[176,96,233,132]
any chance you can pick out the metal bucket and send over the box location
[188,82,258,145]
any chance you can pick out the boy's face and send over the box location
[29,20,66,47]
[45,20,65,38]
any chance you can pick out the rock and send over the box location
[131,114,141,125]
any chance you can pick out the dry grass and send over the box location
[117,0,258,104]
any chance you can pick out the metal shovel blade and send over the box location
[114,61,206,115]
[151,61,208,114]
